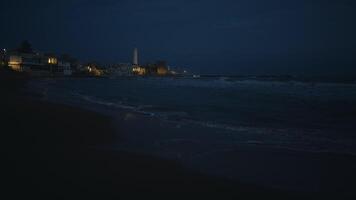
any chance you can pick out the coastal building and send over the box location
[132,66,146,75]
[130,48,171,76]
[7,51,72,76]
[132,48,147,75]
[156,61,168,76]
[85,62,105,77]
[5,41,75,76]
[0,49,6,67]
[135,61,169,76]
[58,61,72,76]
[168,67,188,76]
[107,63,133,76]
[133,48,138,65]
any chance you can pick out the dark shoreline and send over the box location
[1,69,354,199]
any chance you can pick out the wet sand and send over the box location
[105,106,356,198]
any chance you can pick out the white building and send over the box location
[133,48,139,65]
[107,63,133,76]
[7,51,72,76]
[58,61,72,76]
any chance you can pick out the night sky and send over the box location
[1,0,356,76]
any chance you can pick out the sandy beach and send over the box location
[1,69,356,199]
[105,102,356,197]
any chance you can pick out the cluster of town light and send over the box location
[132,66,146,75]
[48,58,57,64]
[8,56,22,71]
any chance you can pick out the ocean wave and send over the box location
[70,91,197,119]
[159,77,356,90]
[172,120,356,155]
[52,93,356,156]
[70,92,137,111]
[28,78,356,156]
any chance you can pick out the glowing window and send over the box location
[48,57,57,64]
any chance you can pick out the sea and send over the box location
[28,76,356,154]
[28,76,356,190]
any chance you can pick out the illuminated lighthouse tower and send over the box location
[133,48,139,66]
[132,48,145,75]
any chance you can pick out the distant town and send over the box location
[0,41,189,77]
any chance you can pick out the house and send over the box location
[134,61,169,76]
[58,61,72,76]
[84,62,105,77]
[7,51,72,77]
[132,65,146,75]
[108,63,133,76]
[156,61,168,76]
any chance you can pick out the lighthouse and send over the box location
[133,48,138,65]
[132,48,145,75]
